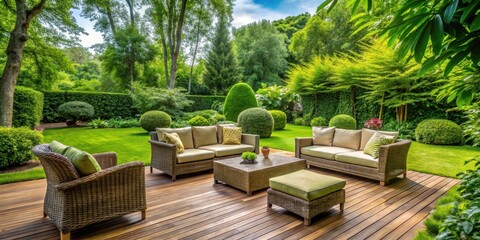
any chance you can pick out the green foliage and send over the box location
[415,119,464,145]
[183,95,225,113]
[310,117,328,127]
[294,117,304,125]
[139,110,172,132]
[212,114,226,124]
[273,12,310,40]
[234,20,288,90]
[88,118,140,129]
[203,14,240,95]
[132,85,192,118]
[329,114,356,129]
[241,151,257,161]
[223,83,258,121]
[269,110,287,130]
[12,86,44,128]
[463,104,480,146]
[188,116,211,126]
[0,127,43,169]
[383,121,416,140]
[256,84,299,111]
[237,108,274,138]
[42,91,136,123]
[58,101,95,121]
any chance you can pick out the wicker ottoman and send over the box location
[267,170,346,225]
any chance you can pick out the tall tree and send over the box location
[0,0,80,127]
[149,0,188,89]
[234,20,288,90]
[203,14,240,95]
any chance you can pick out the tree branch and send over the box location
[26,0,47,23]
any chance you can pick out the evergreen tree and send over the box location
[203,14,240,95]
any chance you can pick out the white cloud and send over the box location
[72,9,104,49]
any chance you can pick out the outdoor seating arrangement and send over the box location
[149,124,259,180]
[296,127,412,185]
[32,144,146,240]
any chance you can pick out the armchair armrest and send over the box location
[92,152,117,169]
[378,140,412,181]
[149,139,177,176]
[242,134,260,153]
[295,137,313,158]
[56,161,145,191]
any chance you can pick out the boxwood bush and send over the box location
[294,117,304,125]
[12,86,44,128]
[329,114,356,129]
[0,127,43,168]
[188,116,210,126]
[268,110,287,130]
[224,83,258,121]
[58,101,95,121]
[237,108,274,138]
[139,111,172,132]
[415,119,463,145]
[310,117,328,127]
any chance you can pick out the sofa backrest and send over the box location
[155,127,195,149]
[332,128,362,150]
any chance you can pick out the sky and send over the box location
[75,0,323,48]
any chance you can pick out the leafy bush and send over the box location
[212,114,226,124]
[88,118,139,128]
[183,95,226,112]
[256,84,299,111]
[269,110,287,130]
[241,151,257,161]
[237,108,274,138]
[217,120,236,124]
[139,111,172,132]
[188,116,211,126]
[171,120,190,128]
[310,117,328,127]
[294,117,304,125]
[383,120,415,140]
[415,119,463,145]
[463,105,480,146]
[43,91,136,123]
[224,83,258,121]
[182,110,218,121]
[12,86,44,128]
[329,114,356,129]
[132,85,192,118]
[302,112,313,126]
[211,100,225,114]
[58,101,95,121]
[0,127,43,168]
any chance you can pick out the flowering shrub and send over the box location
[364,118,382,130]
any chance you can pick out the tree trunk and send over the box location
[129,61,135,93]
[167,0,188,89]
[0,0,46,127]
[125,0,135,27]
[106,6,116,34]
[188,3,204,94]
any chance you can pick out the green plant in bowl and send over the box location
[241,151,257,162]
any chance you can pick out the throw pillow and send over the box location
[156,127,194,149]
[217,123,237,143]
[222,127,242,145]
[49,140,69,154]
[164,132,185,154]
[360,128,399,150]
[64,147,101,176]
[332,129,362,150]
[192,126,218,148]
[363,132,395,158]
[312,127,335,146]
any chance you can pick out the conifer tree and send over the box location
[203,14,240,95]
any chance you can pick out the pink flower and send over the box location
[364,118,382,130]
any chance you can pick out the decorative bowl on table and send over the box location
[240,151,258,164]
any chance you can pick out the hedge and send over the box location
[42,91,137,122]
[184,95,226,112]
[0,127,43,169]
[12,86,44,128]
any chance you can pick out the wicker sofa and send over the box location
[149,125,260,181]
[295,128,411,186]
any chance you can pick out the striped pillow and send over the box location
[363,132,395,158]
[164,132,185,154]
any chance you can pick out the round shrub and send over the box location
[415,119,463,145]
[329,114,356,129]
[0,127,43,168]
[310,117,328,127]
[139,110,172,132]
[224,83,258,121]
[237,108,274,138]
[212,114,226,124]
[269,110,287,130]
[58,101,94,121]
[188,116,210,126]
[294,117,304,125]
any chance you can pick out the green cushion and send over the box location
[269,170,346,201]
[64,147,101,176]
[363,132,395,158]
[49,140,69,155]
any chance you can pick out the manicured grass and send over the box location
[1,124,479,184]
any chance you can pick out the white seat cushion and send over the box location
[177,149,215,164]
[199,144,254,157]
[335,151,378,168]
[301,146,355,160]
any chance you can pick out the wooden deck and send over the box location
[0,152,458,240]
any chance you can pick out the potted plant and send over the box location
[261,146,270,158]
[241,151,257,164]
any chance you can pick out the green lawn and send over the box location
[1,124,478,184]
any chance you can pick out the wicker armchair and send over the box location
[33,144,147,240]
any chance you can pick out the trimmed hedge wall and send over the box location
[184,95,226,112]
[13,87,44,128]
[42,91,137,122]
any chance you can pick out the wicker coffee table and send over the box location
[213,154,306,195]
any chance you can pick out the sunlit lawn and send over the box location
[1,124,478,184]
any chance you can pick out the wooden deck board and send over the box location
[0,156,458,240]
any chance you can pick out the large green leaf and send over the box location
[444,0,459,24]
[414,22,432,62]
[445,50,469,76]
[431,14,444,55]
[460,1,480,24]
[471,14,480,32]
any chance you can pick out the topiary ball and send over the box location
[140,110,172,132]
[268,110,287,130]
[188,116,210,126]
[415,119,463,145]
[329,114,356,129]
[237,108,274,138]
[58,101,95,121]
[294,117,304,125]
[311,117,328,127]
[224,83,258,121]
